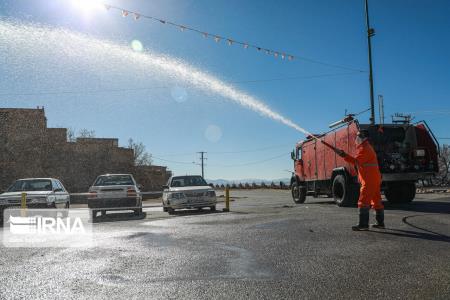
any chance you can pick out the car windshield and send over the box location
[93,175,134,186]
[7,179,53,192]
[170,176,207,187]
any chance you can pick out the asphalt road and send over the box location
[1,190,450,299]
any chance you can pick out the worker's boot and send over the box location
[372,209,385,229]
[352,208,370,231]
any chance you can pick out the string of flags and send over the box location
[102,3,295,62]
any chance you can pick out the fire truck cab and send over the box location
[290,118,439,206]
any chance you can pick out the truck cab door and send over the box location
[294,147,306,179]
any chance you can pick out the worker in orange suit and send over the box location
[334,130,385,231]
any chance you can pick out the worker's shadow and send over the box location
[370,214,450,243]
[383,200,450,214]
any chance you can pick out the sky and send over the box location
[1,0,449,180]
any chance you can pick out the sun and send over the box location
[70,0,106,17]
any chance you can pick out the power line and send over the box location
[0,85,169,97]
[0,71,364,97]
[209,152,288,167]
[422,115,450,123]
[153,152,288,167]
[407,110,450,115]
[152,152,197,158]
[152,155,195,165]
[286,56,366,72]
[208,144,292,154]
[100,2,366,72]
[153,143,293,157]
[354,107,371,116]
[229,71,364,84]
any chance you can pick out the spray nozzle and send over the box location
[328,115,355,128]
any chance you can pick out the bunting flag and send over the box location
[100,2,295,62]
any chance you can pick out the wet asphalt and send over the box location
[1,190,449,299]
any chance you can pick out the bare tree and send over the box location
[437,144,450,185]
[67,128,76,142]
[128,138,152,166]
[78,129,96,138]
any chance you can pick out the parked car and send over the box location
[0,178,70,213]
[88,174,142,219]
[162,175,217,214]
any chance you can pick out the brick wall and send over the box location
[134,165,172,191]
[0,108,170,193]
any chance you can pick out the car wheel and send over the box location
[62,202,70,218]
[134,208,142,216]
[167,207,175,215]
[91,210,97,220]
[163,206,168,212]
[210,205,216,211]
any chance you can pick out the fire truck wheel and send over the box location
[385,182,416,203]
[291,182,306,204]
[332,175,357,207]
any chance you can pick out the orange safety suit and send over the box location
[344,140,383,210]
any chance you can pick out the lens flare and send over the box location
[131,40,143,52]
[205,125,222,143]
[170,86,188,103]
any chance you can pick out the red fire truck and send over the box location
[290,117,439,206]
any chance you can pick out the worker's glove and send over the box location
[336,149,346,157]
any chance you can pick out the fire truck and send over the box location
[289,0,440,206]
[290,116,439,206]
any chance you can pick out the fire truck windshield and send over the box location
[369,127,406,145]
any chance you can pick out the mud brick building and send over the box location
[0,108,171,192]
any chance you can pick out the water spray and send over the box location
[1,19,342,154]
[0,19,311,136]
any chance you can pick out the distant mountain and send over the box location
[207,178,290,186]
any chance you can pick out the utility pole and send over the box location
[378,95,385,124]
[365,0,376,125]
[197,151,207,178]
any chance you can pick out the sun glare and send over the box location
[70,0,106,17]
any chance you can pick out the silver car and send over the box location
[0,178,70,214]
[88,174,142,219]
[162,175,217,214]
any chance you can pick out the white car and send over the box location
[0,178,70,212]
[162,175,217,214]
[88,174,143,219]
